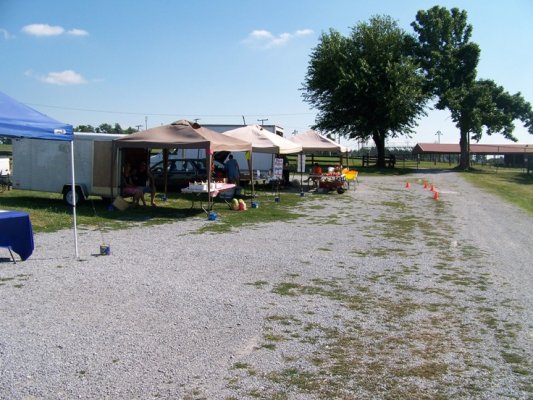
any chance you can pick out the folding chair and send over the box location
[344,170,358,190]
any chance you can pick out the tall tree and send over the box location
[412,6,533,169]
[302,16,427,167]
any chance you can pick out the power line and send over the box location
[26,102,315,118]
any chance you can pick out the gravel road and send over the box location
[0,171,531,399]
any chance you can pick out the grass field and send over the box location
[461,168,533,215]
[0,185,306,233]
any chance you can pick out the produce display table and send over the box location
[0,210,34,263]
[307,173,346,192]
[181,183,236,211]
[319,173,345,189]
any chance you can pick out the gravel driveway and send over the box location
[0,171,531,399]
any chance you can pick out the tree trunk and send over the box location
[373,133,386,168]
[459,129,470,170]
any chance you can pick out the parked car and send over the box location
[150,150,229,167]
[150,157,225,189]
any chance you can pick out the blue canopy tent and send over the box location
[0,91,79,258]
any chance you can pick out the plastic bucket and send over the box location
[251,201,258,208]
[100,244,110,256]
[208,211,217,221]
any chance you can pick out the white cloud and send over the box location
[243,28,314,49]
[0,28,14,40]
[43,70,87,85]
[295,29,313,37]
[25,69,87,85]
[250,30,273,40]
[22,23,64,37]
[67,28,89,36]
[21,24,89,37]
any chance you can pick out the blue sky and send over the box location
[1,0,532,147]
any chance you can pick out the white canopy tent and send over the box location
[223,124,303,154]
[288,130,353,189]
[289,130,349,153]
[223,125,303,193]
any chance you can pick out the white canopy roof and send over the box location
[289,130,349,153]
[223,124,302,154]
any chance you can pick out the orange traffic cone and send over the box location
[430,184,435,192]
[405,181,411,189]
[433,191,439,200]
[423,181,428,189]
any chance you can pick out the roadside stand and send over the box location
[317,166,347,193]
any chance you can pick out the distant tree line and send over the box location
[74,123,139,134]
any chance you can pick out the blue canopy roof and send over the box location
[0,91,73,141]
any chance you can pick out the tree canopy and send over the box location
[302,15,427,167]
[412,6,533,169]
[74,123,139,134]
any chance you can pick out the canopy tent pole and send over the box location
[207,150,213,210]
[250,151,254,198]
[299,152,304,190]
[245,151,254,199]
[70,140,79,259]
[163,149,169,199]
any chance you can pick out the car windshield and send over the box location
[151,159,199,174]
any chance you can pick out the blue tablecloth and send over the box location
[0,210,34,261]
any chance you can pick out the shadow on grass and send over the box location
[508,173,533,185]
[0,185,314,233]
[0,193,206,222]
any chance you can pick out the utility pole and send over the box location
[135,124,143,132]
[436,130,443,144]
[257,118,268,126]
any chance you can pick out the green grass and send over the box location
[0,143,12,154]
[461,169,533,215]
[0,187,307,233]
[195,190,304,234]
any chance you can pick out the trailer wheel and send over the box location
[63,187,84,206]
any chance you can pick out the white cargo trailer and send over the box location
[11,132,125,204]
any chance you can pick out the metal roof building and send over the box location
[412,143,532,155]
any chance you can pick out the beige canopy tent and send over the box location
[223,124,303,154]
[223,125,303,195]
[289,130,351,181]
[289,130,349,153]
[113,120,253,208]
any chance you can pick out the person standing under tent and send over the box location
[133,161,157,207]
[122,162,143,205]
[224,154,240,185]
